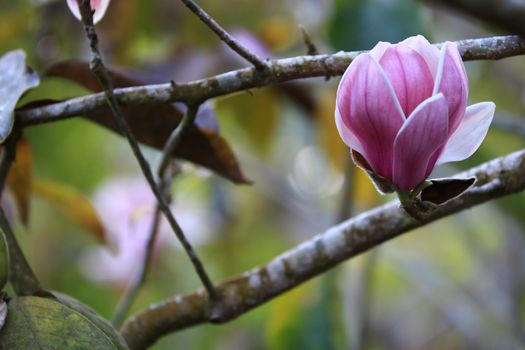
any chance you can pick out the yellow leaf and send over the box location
[7,138,33,225]
[33,180,106,243]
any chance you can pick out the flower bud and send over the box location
[66,0,111,24]
[335,35,495,192]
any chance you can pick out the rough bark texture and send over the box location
[121,149,525,350]
[16,36,525,127]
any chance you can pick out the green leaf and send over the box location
[0,296,129,349]
[0,50,39,142]
[50,292,129,350]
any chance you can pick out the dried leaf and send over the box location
[421,177,476,205]
[33,180,106,243]
[352,150,396,194]
[6,138,32,225]
[45,60,249,184]
[0,296,128,349]
[0,50,39,142]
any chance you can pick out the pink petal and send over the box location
[335,104,364,154]
[368,41,391,61]
[393,94,449,190]
[67,0,111,23]
[436,102,495,166]
[336,53,405,180]
[379,45,434,117]
[433,42,468,136]
[400,35,441,78]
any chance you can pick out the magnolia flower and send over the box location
[335,35,495,192]
[66,0,111,24]
[80,177,212,286]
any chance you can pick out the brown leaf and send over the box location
[421,177,476,205]
[7,138,33,225]
[45,60,249,184]
[351,150,396,194]
[33,180,106,243]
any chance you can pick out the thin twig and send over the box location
[16,35,525,127]
[112,104,201,327]
[77,1,216,298]
[121,149,525,349]
[299,25,319,55]
[158,104,200,176]
[112,207,162,327]
[179,0,267,70]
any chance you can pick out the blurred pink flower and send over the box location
[80,177,211,286]
[336,35,495,191]
[66,0,111,24]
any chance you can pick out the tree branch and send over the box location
[179,0,267,69]
[111,104,202,327]
[77,0,216,298]
[16,35,525,127]
[120,149,525,349]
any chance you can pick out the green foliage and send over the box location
[0,296,128,349]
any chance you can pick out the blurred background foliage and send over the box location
[1,0,525,349]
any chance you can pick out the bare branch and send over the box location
[77,0,216,299]
[112,104,202,327]
[179,0,267,69]
[120,149,525,349]
[299,25,319,55]
[16,35,525,127]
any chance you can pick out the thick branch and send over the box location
[17,35,525,126]
[120,149,525,349]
